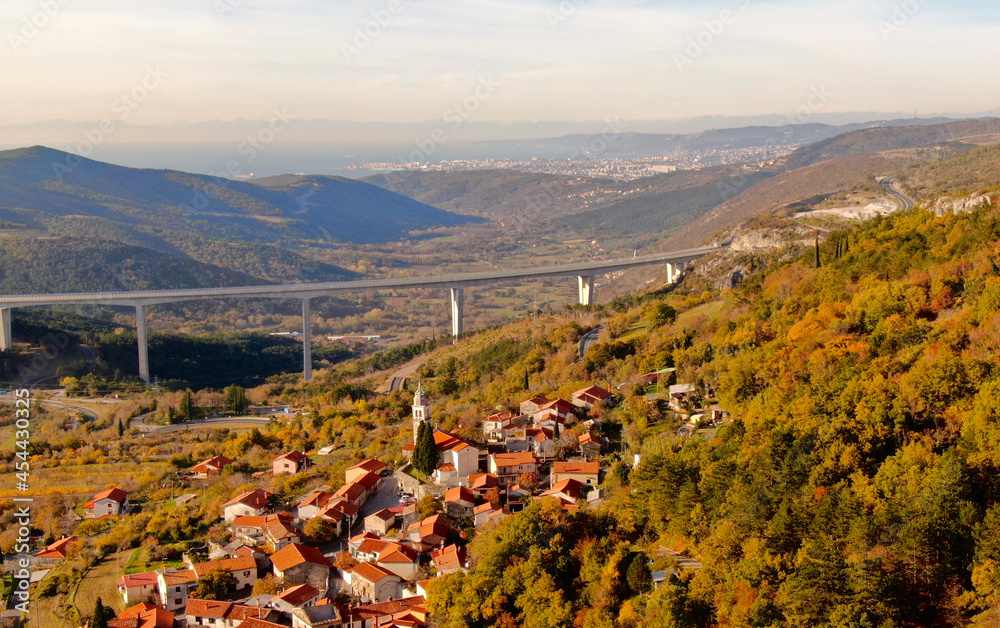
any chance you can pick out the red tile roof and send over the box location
[444,486,474,505]
[469,473,499,489]
[191,556,257,577]
[117,572,158,588]
[538,399,576,413]
[298,491,334,509]
[235,620,285,628]
[357,538,390,555]
[433,429,474,453]
[430,544,466,572]
[378,543,418,564]
[192,454,234,473]
[185,599,233,619]
[367,508,395,522]
[37,535,78,559]
[276,583,320,607]
[491,452,538,467]
[85,487,128,508]
[553,461,599,475]
[352,561,398,584]
[275,451,308,463]
[271,543,331,572]
[114,603,174,628]
[573,386,612,401]
[222,489,272,510]
[347,458,387,474]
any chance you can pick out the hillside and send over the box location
[662,146,968,248]
[0,236,265,293]
[558,169,772,238]
[363,166,776,238]
[898,142,1000,200]
[784,118,1000,169]
[0,146,478,245]
[7,197,1000,628]
[411,201,1000,627]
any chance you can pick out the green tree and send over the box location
[648,303,678,327]
[192,568,237,600]
[626,553,652,594]
[116,418,124,438]
[414,421,438,476]
[179,389,194,421]
[91,597,115,628]
[224,385,249,414]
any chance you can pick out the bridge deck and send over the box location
[0,246,719,308]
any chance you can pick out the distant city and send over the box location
[353,146,791,180]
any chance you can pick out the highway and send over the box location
[880,175,916,211]
[131,414,273,434]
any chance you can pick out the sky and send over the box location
[1,0,998,136]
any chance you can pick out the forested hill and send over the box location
[784,117,1000,169]
[423,199,1000,627]
[0,236,265,293]
[0,146,478,244]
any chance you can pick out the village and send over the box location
[20,377,715,628]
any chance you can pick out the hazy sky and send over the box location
[2,0,998,127]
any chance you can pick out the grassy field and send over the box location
[28,551,134,628]
[74,554,129,617]
[0,461,168,498]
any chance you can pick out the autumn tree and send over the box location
[252,574,285,596]
[304,517,336,543]
[192,568,236,600]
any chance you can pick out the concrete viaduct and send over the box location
[0,246,717,383]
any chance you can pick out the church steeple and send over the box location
[412,382,431,442]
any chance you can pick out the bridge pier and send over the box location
[1,308,11,351]
[135,304,150,383]
[450,287,464,341]
[666,263,684,284]
[578,275,595,306]
[302,298,313,382]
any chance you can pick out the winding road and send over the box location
[38,399,101,422]
[880,175,916,211]
[130,414,273,434]
[579,325,605,360]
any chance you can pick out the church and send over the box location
[405,384,481,486]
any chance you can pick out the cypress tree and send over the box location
[180,389,194,422]
[414,421,438,476]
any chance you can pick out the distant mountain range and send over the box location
[0,146,478,293]
[0,146,478,244]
